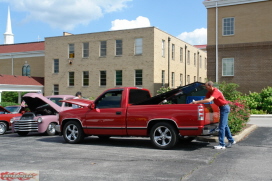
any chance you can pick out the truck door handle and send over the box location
[116,112,121,115]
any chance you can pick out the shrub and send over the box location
[228,99,251,134]
[260,87,272,114]
[219,81,242,101]
[0,102,19,107]
[156,87,172,95]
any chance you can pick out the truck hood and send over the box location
[0,106,11,114]
[23,93,61,113]
[60,99,93,107]
[134,82,206,105]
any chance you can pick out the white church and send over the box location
[3,7,14,44]
[0,7,45,103]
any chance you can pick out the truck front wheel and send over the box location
[150,122,178,149]
[63,121,84,144]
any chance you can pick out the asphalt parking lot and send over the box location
[0,118,272,181]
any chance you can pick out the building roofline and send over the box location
[203,0,269,8]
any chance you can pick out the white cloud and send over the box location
[1,0,132,31]
[110,16,151,30]
[177,28,207,45]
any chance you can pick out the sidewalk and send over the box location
[197,114,272,143]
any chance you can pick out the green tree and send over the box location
[2,92,18,103]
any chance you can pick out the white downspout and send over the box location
[215,1,218,83]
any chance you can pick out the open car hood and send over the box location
[0,106,11,114]
[134,82,207,105]
[60,99,93,107]
[23,93,61,113]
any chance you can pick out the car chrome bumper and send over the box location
[202,123,219,135]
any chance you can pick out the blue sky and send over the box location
[0,0,207,45]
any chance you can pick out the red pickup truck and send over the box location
[57,82,220,149]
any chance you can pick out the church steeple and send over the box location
[4,6,14,44]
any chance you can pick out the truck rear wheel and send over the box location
[63,121,84,144]
[0,122,7,135]
[150,122,178,149]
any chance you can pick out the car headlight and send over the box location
[10,118,14,123]
[37,117,43,123]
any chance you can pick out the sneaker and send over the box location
[226,141,237,148]
[213,145,226,149]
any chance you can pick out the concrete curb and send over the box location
[196,124,258,143]
[250,114,272,118]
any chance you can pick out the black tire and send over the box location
[46,123,57,136]
[0,122,8,135]
[17,131,29,136]
[63,121,84,144]
[150,122,178,149]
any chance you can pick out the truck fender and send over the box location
[61,118,83,132]
[147,119,179,135]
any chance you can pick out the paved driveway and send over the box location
[0,132,222,181]
[1,117,272,181]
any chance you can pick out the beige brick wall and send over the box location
[205,0,272,93]
[0,57,44,77]
[45,27,207,98]
[207,1,272,45]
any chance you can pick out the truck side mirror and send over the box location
[88,102,95,110]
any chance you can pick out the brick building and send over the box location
[203,0,272,93]
[44,27,207,98]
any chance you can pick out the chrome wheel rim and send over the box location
[153,126,172,146]
[65,124,78,141]
[0,123,6,134]
[48,123,56,134]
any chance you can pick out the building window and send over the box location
[205,58,207,70]
[162,70,165,86]
[135,38,142,55]
[199,77,202,82]
[172,44,175,60]
[222,58,234,76]
[83,71,89,86]
[194,53,196,66]
[187,50,190,65]
[199,56,202,68]
[116,70,122,86]
[162,40,165,57]
[180,47,183,63]
[100,41,107,57]
[22,61,30,76]
[53,84,59,95]
[187,75,190,84]
[69,44,74,58]
[194,76,196,82]
[171,72,175,88]
[53,59,59,73]
[100,71,106,86]
[223,17,235,36]
[115,40,122,56]
[135,69,143,86]
[180,74,183,86]
[83,42,89,58]
[69,72,74,86]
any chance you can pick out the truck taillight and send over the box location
[198,105,204,121]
